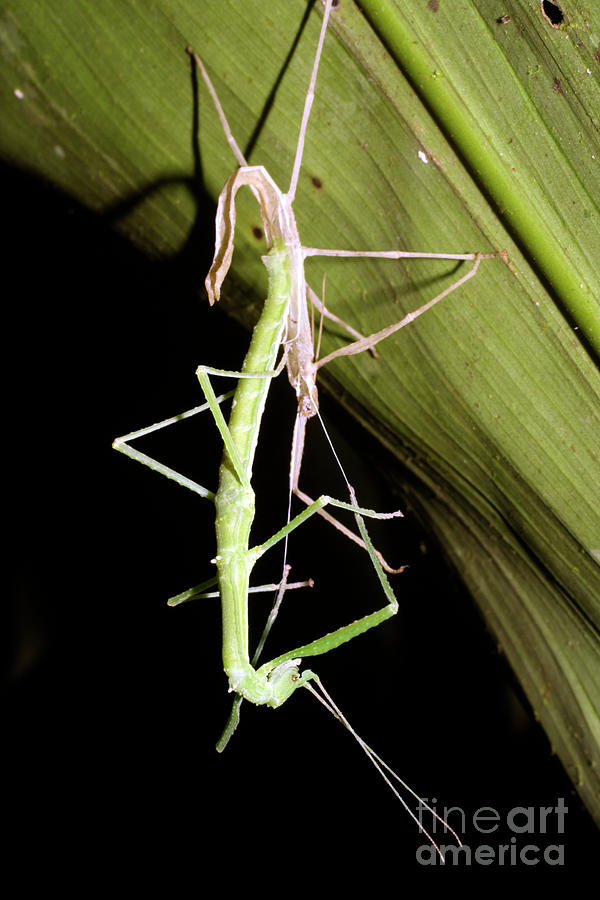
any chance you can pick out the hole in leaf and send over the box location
[541,1,564,27]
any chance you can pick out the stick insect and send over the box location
[114,0,504,858]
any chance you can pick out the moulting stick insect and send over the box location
[114,0,504,859]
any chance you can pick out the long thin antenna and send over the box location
[304,678,463,863]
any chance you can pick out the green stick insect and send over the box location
[113,0,504,859]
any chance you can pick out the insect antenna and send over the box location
[304,677,462,863]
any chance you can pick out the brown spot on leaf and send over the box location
[311,176,322,190]
[252,226,263,240]
[428,0,439,11]
[553,77,563,94]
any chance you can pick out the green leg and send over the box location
[195,361,285,490]
[251,490,402,561]
[216,696,243,753]
[113,359,282,498]
[255,487,399,678]
[168,573,312,606]
[112,392,236,499]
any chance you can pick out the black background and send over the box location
[4,161,597,888]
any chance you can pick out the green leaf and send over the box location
[3,0,598,824]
